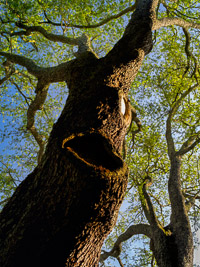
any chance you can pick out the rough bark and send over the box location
[151,156,193,267]
[1,53,131,267]
[137,156,194,267]
[147,92,195,267]
[148,110,194,267]
[0,0,197,266]
[0,1,154,266]
[167,156,193,267]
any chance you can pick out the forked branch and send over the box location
[99,223,151,263]
[140,176,161,229]
[0,52,42,77]
[166,83,199,158]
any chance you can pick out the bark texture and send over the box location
[149,142,194,266]
[0,1,154,266]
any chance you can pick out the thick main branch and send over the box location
[0,52,42,77]
[153,17,200,31]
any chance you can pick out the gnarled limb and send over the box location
[182,27,199,78]
[0,38,98,163]
[13,23,79,45]
[99,223,151,263]
[26,81,49,163]
[0,53,66,163]
[0,52,42,77]
[2,25,98,56]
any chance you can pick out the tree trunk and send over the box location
[0,1,154,266]
[168,156,194,266]
[0,53,130,267]
[150,156,193,267]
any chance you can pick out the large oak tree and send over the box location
[0,0,200,266]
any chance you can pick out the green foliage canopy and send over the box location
[0,0,200,266]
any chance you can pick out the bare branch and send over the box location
[0,52,42,77]
[14,23,79,45]
[0,50,81,164]
[172,83,199,118]
[0,51,75,164]
[99,223,151,263]
[153,17,200,31]
[171,83,199,114]
[0,73,13,85]
[182,27,199,78]
[10,80,31,106]
[0,54,49,163]
[182,27,192,76]
[0,76,8,85]
[117,257,124,267]
[0,51,75,84]
[8,23,98,56]
[149,192,165,223]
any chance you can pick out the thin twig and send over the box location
[39,3,138,29]
[0,160,18,187]
[10,79,31,106]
